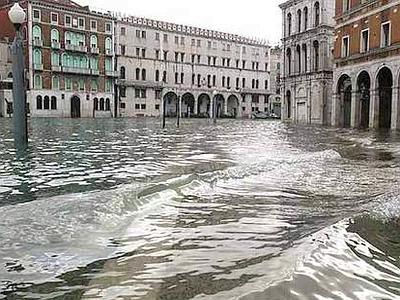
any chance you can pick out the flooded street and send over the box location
[0,118,400,299]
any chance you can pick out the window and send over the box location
[91,20,97,31]
[381,22,391,48]
[65,78,72,90]
[197,39,201,47]
[163,34,168,42]
[155,32,160,40]
[120,102,126,109]
[287,13,292,36]
[105,23,112,33]
[78,17,85,29]
[142,69,146,81]
[242,78,246,88]
[79,79,85,91]
[120,66,126,79]
[51,51,59,66]
[142,31,146,39]
[100,98,105,111]
[51,29,59,44]
[142,49,146,58]
[120,45,126,55]
[341,36,349,58]
[314,2,320,27]
[65,15,72,27]
[44,96,50,110]
[52,76,59,90]
[90,35,98,49]
[175,36,179,44]
[265,80,269,90]
[33,9,40,21]
[163,50,168,61]
[36,96,42,110]
[135,103,140,109]
[32,25,42,41]
[175,72,179,83]
[181,37,185,45]
[105,99,111,111]
[155,104,160,110]
[155,70,160,82]
[33,49,42,65]
[360,29,369,53]
[51,96,57,110]
[163,71,167,83]
[120,86,126,97]
[94,98,99,111]
[303,7,308,31]
[121,27,126,36]
[51,13,58,24]
[155,90,161,100]
[191,39,196,46]
[141,104,146,110]
[136,68,140,80]
[91,80,98,92]
[297,9,302,33]
[136,30,141,38]
[105,38,112,54]
[343,0,350,12]
[141,89,146,98]
[106,79,112,93]
[155,49,160,59]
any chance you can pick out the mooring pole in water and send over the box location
[162,97,166,129]
[9,3,28,151]
[212,91,217,124]
[176,95,181,128]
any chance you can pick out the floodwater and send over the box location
[0,118,400,300]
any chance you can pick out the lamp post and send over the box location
[8,3,27,150]
[212,90,218,124]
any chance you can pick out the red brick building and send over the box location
[332,0,400,129]
[0,0,117,118]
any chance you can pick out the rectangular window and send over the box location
[155,90,161,99]
[155,32,160,41]
[142,49,146,58]
[78,17,85,29]
[140,89,146,98]
[65,78,72,90]
[135,88,140,98]
[33,9,40,21]
[120,45,126,56]
[155,49,160,59]
[136,30,141,38]
[163,34,168,42]
[180,37,185,45]
[360,29,369,53]
[142,31,146,39]
[121,27,126,36]
[191,39,196,46]
[105,22,112,33]
[51,13,58,24]
[197,39,201,47]
[155,104,160,110]
[381,22,391,48]
[136,48,140,57]
[120,102,126,109]
[175,36,179,44]
[135,103,140,109]
[141,104,146,110]
[65,15,72,27]
[91,20,97,31]
[342,36,350,57]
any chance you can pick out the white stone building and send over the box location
[115,16,279,119]
[0,39,12,117]
[280,0,334,125]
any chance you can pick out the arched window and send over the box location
[51,51,59,66]
[51,29,59,43]
[142,69,146,81]
[105,37,112,53]
[90,57,98,70]
[120,66,126,79]
[313,40,320,70]
[265,80,269,90]
[52,76,59,90]
[314,2,320,27]
[51,96,57,110]
[163,71,167,83]
[222,76,226,87]
[286,48,292,75]
[302,44,308,72]
[62,53,70,67]
[136,68,140,80]
[100,98,105,111]
[105,98,111,111]
[90,35,98,49]
[94,98,99,111]
[256,80,259,89]
[33,49,42,65]
[303,7,308,31]
[297,9,302,33]
[32,25,42,41]
[287,13,292,36]
[7,72,12,78]
[36,95,42,110]
[34,74,42,89]
[180,73,184,84]
[296,45,301,73]
[155,70,160,82]
[80,56,88,68]
[44,96,50,110]
[252,79,255,89]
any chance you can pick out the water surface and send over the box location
[0,118,400,299]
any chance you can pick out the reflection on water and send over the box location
[1,118,400,299]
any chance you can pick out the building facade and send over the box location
[115,16,278,118]
[332,0,400,130]
[280,0,335,125]
[0,0,117,118]
[270,46,283,117]
[0,39,12,117]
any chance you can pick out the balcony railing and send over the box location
[33,39,43,47]
[91,69,100,76]
[52,65,61,72]
[51,41,61,49]
[90,47,100,54]
[33,63,43,70]
[65,44,88,53]
[105,70,118,77]
[62,66,91,75]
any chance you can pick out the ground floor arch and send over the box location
[227,95,240,118]
[163,91,178,117]
[182,93,195,118]
[215,94,225,118]
[286,90,292,119]
[71,95,81,118]
[377,67,393,129]
[197,93,211,117]
[357,71,371,128]
[337,74,352,128]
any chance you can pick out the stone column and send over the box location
[194,96,198,116]
[390,86,399,130]
[369,86,379,129]
[350,91,359,128]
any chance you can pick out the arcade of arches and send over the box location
[333,67,399,130]
[163,91,241,119]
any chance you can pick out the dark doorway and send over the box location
[377,67,393,129]
[71,96,81,118]
[357,71,371,128]
[337,74,352,128]
[286,90,291,119]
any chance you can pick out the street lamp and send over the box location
[212,90,218,124]
[8,3,28,150]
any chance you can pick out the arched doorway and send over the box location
[182,93,195,118]
[377,67,393,129]
[337,74,352,128]
[197,93,211,118]
[163,91,178,117]
[71,95,81,118]
[286,90,292,119]
[227,95,239,118]
[215,94,225,118]
[357,71,371,128]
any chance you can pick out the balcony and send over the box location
[33,63,43,71]
[62,66,91,75]
[65,44,88,53]
[33,39,43,47]
[52,65,61,72]
[90,47,100,54]
[51,41,61,49]
[91,69,100,76]
[105,70,118,77]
